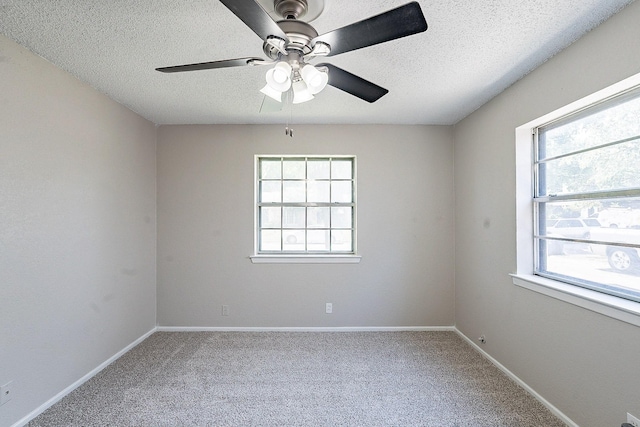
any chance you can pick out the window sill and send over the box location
[250,255,362,264]
[511,274,640,328]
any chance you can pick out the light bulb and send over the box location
[272,68,288,84]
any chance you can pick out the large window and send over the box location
[255,156,356,255]
[533,87,640,303]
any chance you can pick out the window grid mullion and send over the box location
[280,158,284,250]
[331,158,337,251]
[305,159,308,251]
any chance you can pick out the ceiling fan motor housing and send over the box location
[263,19,318,59]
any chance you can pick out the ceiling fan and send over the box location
[156,0,428,104]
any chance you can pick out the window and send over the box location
[533,86,640,303]
[253,156,357,260]
[515,74,640,325]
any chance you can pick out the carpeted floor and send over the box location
[29,331,565,426]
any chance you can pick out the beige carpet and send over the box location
[29,331,565,426]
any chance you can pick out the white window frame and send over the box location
[514,72,640,327]
[250,155,361,264]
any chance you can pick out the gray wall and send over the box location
[157,124,455,327]
[0,36,157,427]
[453,2,640,426]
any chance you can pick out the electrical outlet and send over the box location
[325,303,333,314]
[628,413,640,427]
[221,305,229,316]
[0,381,13,405]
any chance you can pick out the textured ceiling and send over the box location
[0,0,635,125]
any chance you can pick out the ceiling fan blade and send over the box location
[312,2,427,57]
[156,57,263,73]
[219,0,288,42]
[318,63,388,103]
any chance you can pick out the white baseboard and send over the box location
[454,329,578,427]
[156,326,456,332]
[12,327,157,427]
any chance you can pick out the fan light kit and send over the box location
[260,60,328,104]
[157,0,428,107]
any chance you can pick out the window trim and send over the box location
[249,254,361,264]
[251,155,361,264]
[514,72,640,327]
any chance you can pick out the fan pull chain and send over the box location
[285,89,294,138]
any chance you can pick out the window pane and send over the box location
[331,207,352,229]
[283,230,305,251]
[261,230,281,251]
[332,160,352,179]
[539,241,640,298]
[283,207,305,229]
[308,207,330,228]
[283,159,305,179]
[540,140,640,196]
[307,181,330,203]
[540,91,640,159]
[331,181,352,203]
[539,197,640,239]
[595,199,640,229]
[283,181,305,202]
[260,181,281,203]
[308,160,330,179]
[539,204,599,238]
[331,230,352,252]
[260,207,281,228]
[260,159,281,179]
[308,230,330,251]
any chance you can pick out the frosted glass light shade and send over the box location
[300,64,328,94]
[292,80,314,104]
[265,61,292,92]
[260,84,282,102]
[272,62,290,83]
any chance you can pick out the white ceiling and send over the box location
[0,0,634,125]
